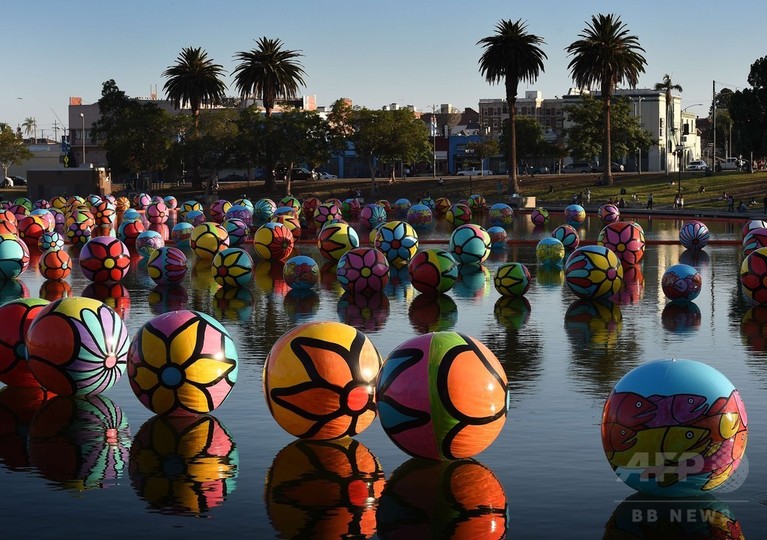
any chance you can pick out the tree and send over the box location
[478,19,547,195]
[0,125,33,179]
[500,116,563,169]
[269,111,333,195]
[654,74,683,175]
[729,57,767,158]
[562,94,654,164]
[566,13,646,186]
[232,37,307,192]
[22,117,36,141]
[162,47,227,134]
[465,137,500,174]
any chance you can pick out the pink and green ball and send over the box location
[376,331,508,460]
[408,249,459,295]
[445,203,472,227]
[147,246,188,285]
[564,245,624,299]
[531,207,549,226]
[283,255,320,290]
[359,204,388,229]
[494,262,532,297]
[551,224,580,250]
[336,247,390,296]
[449,224,490,265]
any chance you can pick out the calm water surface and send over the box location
[1,211,765,539]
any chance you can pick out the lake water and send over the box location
[1,209,765,539]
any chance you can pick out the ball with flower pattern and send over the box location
[254,222,295,262]
[40,248,72,280]
[552,224,580,251]
[445,203,472,228]
[565,245,624,299]
[223,218,250,247]
[375,221,419,269]
[147,246,188,285]
[212,248,254,288]
[598,222,646,265]
[449,224,490,265]
[127,310,238,415]
[494,262,532,297]
[190,222,230,261]
[359,204,388,229]
[679,220,710,251]
[0,298,49,387]
[283,255,320,290]
[408,248,459,295]
[530,207,549,226]
[318,222,360,262]
[743,227,767,258]
[79,237,131,282]
[740,247,767,304]
[336,247,390,296]
[598,204,620,224]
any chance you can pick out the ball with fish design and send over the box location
[408,249,458,295]
[253,221,294,262]
[406,204,433,227]
[445,203,471,227]
[565,245,624,299]
[190,222,229,261]
[552,224,580,251]
[359,203,388,229]
[0,234,30,279]
[79,237,131,283]
[264,321,382,440]
[145,200,168,224]
[26,297,130,397]
[530,207,549,226]
[223,218,249,247]
[147,246,188,285]
[171,222,194,246]
[212,248,254,288]
[38,230,64,252]
[494,262,532,297]
[283,255,319,290]
[598,203,620,224]
[449,224,490,265]
[489,203,514,226]
[536,237,565,266]
[602,358,747,496]
[679,220,710,251]
[336,247,390,297]
[375,220,419,268]
[487,226,507,248]
[740,247,767,304]
[743,227,767,258]
[39,248,72,280]
[135,230,165,259]
[127,310,238,415]
[0,298,50,387]
[376,331,508,460]
[434,197,451,215]
[598,222,646,265]
[565,204,586,227]
[317,221,359,262]
[662,264,702,301]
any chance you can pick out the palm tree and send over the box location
[566,14,646,186]
[162,47,227,133]
[22,117,36,141]
[654,74,683,175]
[232,37,306,192]
[478,19,546,195]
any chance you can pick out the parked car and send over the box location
[716,157,744,171]
[456,168,493,176]
[9,175,26,185]
[317,171,337,180]
[562,162,593,173]
[218,173,246,182]
[686,160,709,171]
[1,177,13,187]
[532,166,550,174]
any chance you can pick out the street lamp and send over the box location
[79,113,86,167]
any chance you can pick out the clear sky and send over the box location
[2,0,761,138]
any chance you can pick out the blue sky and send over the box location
[3,0,761,138]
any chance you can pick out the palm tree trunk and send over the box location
[602,93,614,186]
[264,111,276,193]
[507,93,520,195]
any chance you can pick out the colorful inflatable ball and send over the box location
[551,224,580,251]
[448,224,490,265]
[662,264,702,301]
[598,203,620,224]
[253,221,295,262]
[283,255,320,291]
[742,227,767,258]
[408,248,459,295]
[434,197,451,215]
[147,246,188,285]
[565,245,624,299]
[209,199,232,223]
[406,204,433,227]
[117,218,144,247]
[317,221,359,262]
[601,358,747,496]
[536,237,565,266]
[263,321,382,440]
[38,230,64,252]
[598,221,646,265]
[376,332,508,460]
[494,262,532,297]
[79,236,131,283]
[135,229,165,259]
[564,204,586,227]
[0,298,50,387]
[211,247,254,288]
[336,247,390,297]
[742,219,767,239]
[190,222,230,261]
[375,220,418,269]
[486,226,507,248]
[359,203,388,229]
[39,248,72,280]
[145,200,169,225]
[127,310,238,415]
[26,297,130,396]
[0,233,30,279]
[312,202,341,228]
[488,203,514,226]
[679,220,710,251]
[530,207,549,226]
[445,203,472,227]
[740,247,767,304]
[17,215,46,246]
[171,222,194,246]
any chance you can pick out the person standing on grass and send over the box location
[646,193,653,210]
[763,194,767,216]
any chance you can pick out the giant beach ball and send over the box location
[742,227,767,258]
[598,222,646,265]
[602,359,747,496]
[39,248,72,281]
[565,204,586,227]
[740,247,767,303]
[135,230,165,259]
[662,264,702,301]
[445,203,471,227]
[223,218,250,247]
[565,245,624,299]
[551,224,580,251]
[408,248,459,295]
[79,236,131,283]
[211,248,254,288]
[0,298,49,387]
[494,262,532,297]
[679,220,710,251]
[190,222,230,261]
[376,332,508,460]
[530,207,549,226]
[449,224,490,265]
[360,203,387,229]
[171,222,194,246]
[26,297,130,396]
[406,204,433,227]
[127,310,238,415]
[598,203,620,224]
[145,201,168,224]
[0,233,30,279]
[147,246,188,285]
[283,255,320,291]
[536,237,565,266]
[336,247,390,296]
[489,203,514,226]
[375,221,418,268]
[263,321,382,440]
[253,222,295,262]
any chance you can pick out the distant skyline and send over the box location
[3,0,761,138]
